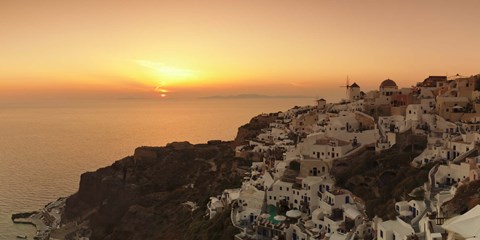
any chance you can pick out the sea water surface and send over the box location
[0,97,313,239]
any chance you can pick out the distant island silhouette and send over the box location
[200,94,310,99]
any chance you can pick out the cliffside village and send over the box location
[206,75,480,240]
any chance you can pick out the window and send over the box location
[380,230,384,238]
[279,187,282,191]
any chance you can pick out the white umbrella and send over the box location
[304,220,314,228]
[260,213,271,219]
[286,209,302,218]
[443,205,480,239]
[274,215,286,221]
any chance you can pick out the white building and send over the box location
[395,200,426,219]
[266,180,294,207]
[434,162,470,188]
[235,184,265,225]
[377,218,415,240]
[301,136,354,160]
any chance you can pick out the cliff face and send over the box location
[62,141,244,240]
[333,131,431,219]
[233,114,277,146]
[441,180,480,216]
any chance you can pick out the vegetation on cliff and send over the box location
[60,141,244,240]
[441,180,480,217]
[333,131,433,219]
[184,207,238,240]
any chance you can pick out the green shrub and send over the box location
[289,161,300,171]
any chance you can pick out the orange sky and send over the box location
[1,0,479,100]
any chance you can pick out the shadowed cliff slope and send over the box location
[61,141,245,240]
[233,114,277,146]
[332,131,432,219]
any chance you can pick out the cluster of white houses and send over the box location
[206,75,480,240]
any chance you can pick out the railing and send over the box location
[452,147,476,164]
[231,201,245,231]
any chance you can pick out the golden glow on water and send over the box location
[0,98,314,238]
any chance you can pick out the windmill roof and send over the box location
[350,82,360,88]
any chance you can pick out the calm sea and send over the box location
[0,97,313,239]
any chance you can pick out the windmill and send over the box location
[448,73,465,80]
[339,76,350,98]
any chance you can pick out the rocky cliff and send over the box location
[333,131,431,219]
[233,113,277,146]
[441,180,480,217]
[59,141,247,240]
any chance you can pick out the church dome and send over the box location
[380,79,397,88]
